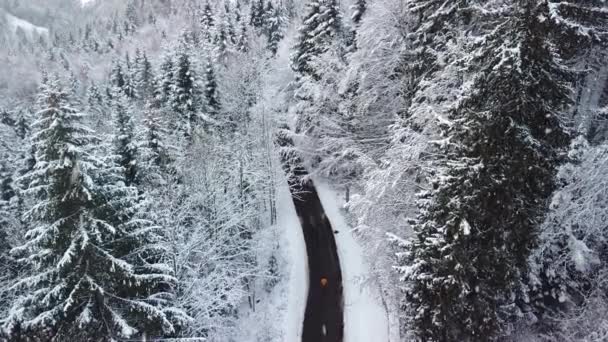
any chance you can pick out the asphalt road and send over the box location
[276,126,344,342]
[291,179,344,342]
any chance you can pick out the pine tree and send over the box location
[0,196,15,306]
[524,0,608,330]
[263,1,284,55]
[404,2,572,340]
[140,107,172,186]
[351,0,366,25]
[261,0,275,34]
[236,18,249,52]
[203,61,221,121]
[214,21,229,56]
[86,82,104,109]
[68,71,81,103]
[3,78,185,341]
[14,111,29,141]
[110,59,126,90]
[0,160,18,320]
[249,0,265,30]
[346,0,366,50]
[122,53,137,99]
[200,1,215,43]
[290,1,322,76]
[0,160,15,204]
[126,0,140,29]
[134,49,154,101]
[290,0,343,77]
[0,111,21,279]
[111,89,139,186]
[224,2,237,45]
[172,42,199,138]
[234,0,243,23]
[155,52,174,108]
[290,0,349,175]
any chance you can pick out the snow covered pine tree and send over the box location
[404,1,572,340]
[3,78,186,341]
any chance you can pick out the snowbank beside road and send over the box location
[315,179,392,342]
[235,179,308,342]
[280,179,309,342]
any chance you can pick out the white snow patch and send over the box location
[460,219,471,236]
[5,12,49,39]
[235,178,307,342]
[569,236,599,273]
[281,178,308,342]
[314,178,392,342]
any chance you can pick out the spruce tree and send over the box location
[236,18,249,52]
[203,61,220,121]
[111,89,139,186]
[214,22,229,55]
[261,0,275,34]
[125,0,140,30]
[171,42,199,138]
[524,0,608,329]
[263,1,284,55]
[225,4,237,45]
[154,53,174,108]
[3,78,184,341]
[0,160,15,204]
[351,0,366,25]
[234,0,243,23]
[86,82,104,109]
[290,0,342,77]
[110,59,126,90]
[200,2,215,43]
[140,107,172,186]
[122,53,137,99]
[249,0,265,30]
[0,196,15,317]
[134,49,154,101]
[14,111,29,141]
[347,0,366,50]
[404,2,572,340]
[290,1,322,76]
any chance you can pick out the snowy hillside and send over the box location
[4,11,48,39]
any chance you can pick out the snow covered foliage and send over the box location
[403,1,578,340]
[281,0,608,340]
[526,137,608,340]
[171,39,200,138]
[2,0,608,340]
[0,1,288,339]
[110,89,139,185]
[1,78,186,340]
[290,0,344,78]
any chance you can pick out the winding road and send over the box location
[276,127,344,342]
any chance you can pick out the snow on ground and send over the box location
[314,178,393,342]
[235,178,308,342]
[5,12,48,39]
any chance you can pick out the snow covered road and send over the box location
[315,180,391,342]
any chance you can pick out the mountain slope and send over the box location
[4,10,48,39]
